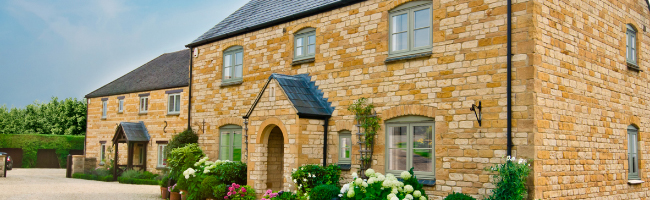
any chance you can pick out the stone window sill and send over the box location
[101,117,106,120]
[397,177,436,186]
[220,80,243,87]
[138,112,148,115]
[385,52,433,63]
[292,58,315,66]
[628,62,642,72]
[628,180,644,185]
[167,113,180,116]
[338,164,351,170]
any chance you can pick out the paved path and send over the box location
[0,169,161,200]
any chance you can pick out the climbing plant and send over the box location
[347,98,381,175]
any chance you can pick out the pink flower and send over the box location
[242,188,247,193]
[241,194,244,197]
[227,192,232,196]
[267,189,272,194]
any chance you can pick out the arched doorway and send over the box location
[266,126,284,191]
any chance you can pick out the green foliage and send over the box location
[200,176,219,199]
[0,134,84,168]
[160,174,170,187]
[0,97,86,135]
[72,173,113,182]
[212,161,248,185]
[274,191,299,200]
[224,184,256,200]
[167,143,204,181]
[117,177,160,185]
[340,168,428,200]
[310,185,340,200]
[166,128,198,156]
[444,192,476,200]
[213,184,229,200]
[485,157,531,200]
[291,164,341,195]
[119,169,159,180]
[347,98,380,169]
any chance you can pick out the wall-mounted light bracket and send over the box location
[470,101,482,126]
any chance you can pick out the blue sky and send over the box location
[0,0,247,108]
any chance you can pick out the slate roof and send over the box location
[113,121,150,143]
[187,0,365,47]
[85,49,190,98]
[245,73,334,118]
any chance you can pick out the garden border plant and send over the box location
[348,98,381,175]
[484,156,531,200]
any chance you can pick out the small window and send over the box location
[223,46,244,84]
[118,99,124,113]
[389,1,433,58]
[136,143,145,165]
[158,143,167,167]
[219,125,242,161]
[100,143,106,164]
[101,100,107,119]
[168,93,181,114]
[385,115,435,179]
[139,96,149,113]
[294,28,316,61]
[627,24,637,66]
[339,131,352,164]
[628,125,640,180]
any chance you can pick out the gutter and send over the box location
[507,0,513,157]
[188,48,193,130]
[185,0,366,48]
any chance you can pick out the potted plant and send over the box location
[169,183,181,200]
[160,175,170,199]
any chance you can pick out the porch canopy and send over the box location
[111,121,150,180]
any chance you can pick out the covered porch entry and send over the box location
[111,121,150,180]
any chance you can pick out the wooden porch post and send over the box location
[142,142,148,171]
[127,142,133,170]
[113,142,119,181]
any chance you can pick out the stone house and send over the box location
[85,49,190,173]
[183,0,650,199]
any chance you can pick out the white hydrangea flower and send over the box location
[340,184,350,194]
[377,174,386,182]
[352,172,358,179]
[413,190,422,198]
[347,189,355,198]
[387,193,396,200]
[365,169,376,177]
[420,195,427,200]
[390,197,399,200]
[404,185,414,193]
[362,182,368,188]
[401,171,412,180]
[406,194,414,200]
[368,177,376,184]
[391,188,398,194]
[355,178,363,186]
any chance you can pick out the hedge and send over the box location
[118,177,160,185]
[72,173,113,182]
[0,134,84,168]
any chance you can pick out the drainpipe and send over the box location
[506,0,513,157]
[244,118,249,162]
[188,48,193,130]
[323,116,330,166]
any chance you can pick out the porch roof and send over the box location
[112,121,150,143]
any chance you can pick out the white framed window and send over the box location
[223,46,243,84]
[118,99,124,113]
[139,96,149,113]
[294,28,316,61]
[627,24,638,66]
[339,131,352,164]
[628,125,640,180]
[101,100,107,119]
[385,115,435,179]
[219,125,242,161]
[168,93,181,114]
[157,143,168,167]
[389,1,433,58]
[99,143,106,164]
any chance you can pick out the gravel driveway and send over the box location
[0,169,161,200]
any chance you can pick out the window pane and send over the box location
[224,67,231,79]
[235,52,243,65]
[220,146,231,160]
[414,9,430,29]
[308,45,315,54]
[224,54,231,67]
[413,149,433,172]
[233,146,241,161]
[168,95,174,112]
[388,149,407,170]
[296,38,303,47]
[175,95,181,112]
[145,98,148,111]
[235,65,242,78]
[308,35,315,45]
[392,13,408,33]
[221,132,230,146]
[414,28,430,48]
[392,32,408,51]
[389,126,408,148]
[233,131,241,147]
[296,47,303,56]
[413,126,433,148]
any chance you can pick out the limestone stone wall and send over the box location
[190,0,535,199]
[86,87,188,173]
[533,0,650,199]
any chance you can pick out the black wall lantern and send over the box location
[470,101,482,126]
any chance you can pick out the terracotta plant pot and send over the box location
[170,192,181,200]
[160,187,169,199]
[180,190,188,200]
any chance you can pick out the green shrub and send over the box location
[291,164,341,195]
[72,172,113,182]
[119,169,142,179]
[200,176,219,199]
[0,134,84,168]
[166,129,198,155]
[485,157,531,200]
[340,168,428,200]
[213,184,229,200]
[160,174,170,187]
[213,161,247,185]
[275,191,299,200]
[310,185,340,200]
[167,143,204,181]
[444,192,476,200]
[117,177,159,185]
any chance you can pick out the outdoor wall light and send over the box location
[470,101,482,126]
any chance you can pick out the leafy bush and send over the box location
[291,164,341,195]
[274,191,299,200]
[0,97,86,135]
[310,185,340,200]
[167,144,205,181]
[117,177,159,185]
[485,156,531,200]
[444,192,475,200]
[72,172,113,182]
[200,176,220,199]
[213,161,248,185]
[160,174,170,187]
[340,168,428,200]
[213,184,229,200]
[0,134,84,168]
[224,183,256,200]
[166,128,198,155]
